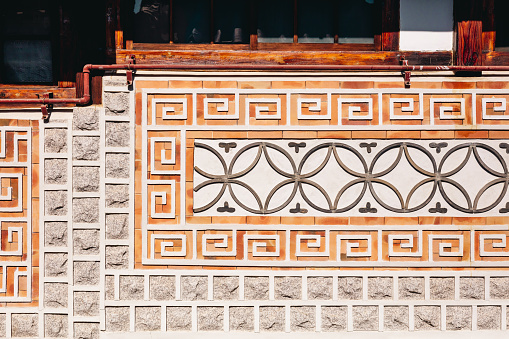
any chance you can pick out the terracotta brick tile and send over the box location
[486,217,509,225]
[168,80,202,88]
[476,81,509,89]
[455,130,489,138]
[349,217,384,225]
[421,130,455,139]
[283,131,317,139]
[418,216,453,225]
[203,81,237,88]
[212,216,247,224]
[316,131,352,139]
[351,131,386,139]
[452,217,486,225]
[18,120,30,127]
[410,82,443,89]
[280,217,315,225]
[135,80,169,89]
[384,217,419,225]
[374,81,406,89]
[272,81,305,89]
[315,217,349,225]
[306,81,341,89]
[248,131,283,139]
[387,131,421,139]
[246,216,281,225]
[442,82,476,89]
[238,81,271,89]
[212,131,248,139]
[489,131,509,139]
[341,82,374,89]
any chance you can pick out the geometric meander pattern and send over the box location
[0,127,32,302]
[194,140,509,216]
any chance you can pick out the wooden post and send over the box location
[455,0,483,66]
[381,0,400,51]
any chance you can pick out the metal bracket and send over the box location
[126,55,136,86]
[38,93,53,122]
[400,56,411,88]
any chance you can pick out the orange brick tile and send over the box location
[246,216,281,225]
[316,131,352,139]
[488,131,509,139]
[280,217,315,225]
[419,216,453,225]
[315,217,349,225]
[486,217,509,225]
[305,81,341,89]
[282,131,318,139]
[442,82,476,89]
[476,81,509,89]
[247,131,283,139]
[203,81,237,88]
[420,130,455,139]
[387,131,421,139]
[186,216,212,224]
[374,82,406,89]
[408,82,443,89]
[238,81,271,89]
[384,217,419,225]
[455,130,489,138]
[168,80,202,88]
[452,217,486,226]
[135,80,169,89]
[272,81,305,89]
[349,217,385,225]
[212,131,248,139]
[341,82,374,89]
[351,131,387,139]
[211,216,247,224]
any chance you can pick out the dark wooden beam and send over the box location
[381,0,399,51]
[455,0,483,66]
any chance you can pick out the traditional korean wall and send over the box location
[1,71,509,338]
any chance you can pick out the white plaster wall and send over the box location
[399,0,454,51]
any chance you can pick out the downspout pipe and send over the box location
[3,61,509,106]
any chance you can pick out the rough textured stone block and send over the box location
[73,167,99,192]
[135,307,161,331]
[120,275,144,300]
[105,246,129,269]
[229,307,254,331]
[198,307,223,331]
[45,191,67,216]
[73,230,99,255]
[399,277,424,300]
[74,292,100,316]
[244,276,269,300]
[415,306,440,331]
[106,307,130,332]
[275,276,301,300]
[45,314,68,337]
[74,262,99,285]
[106,153,130,178]
[260,306,285,332]
[74,323,99,339]
[106,214,129,239]
[459,277,484,300]
[307,276,332,300]
[181,276,208,301]
[477,306,501,330]
[338,277,362,300]
[167,307,192,331]
[105,275,115,300]
[105,92,130,115]
[11,314,38,337]
[73,107,99,130]
[368,277,393,300]
[214,276,239,300]
[150,276,175,300]
[352,306,378,331]
[73,198,99,223]
[321,306,347,332]
[430,277,455,300]
[291,306,315,332]
[44,283,68,308]
[45,253,68,277]
[45,129,67,153]
[446,306,472,330]
[45,222,67,247]
[106,122,130,147]
[0,314,5,337]
[73,137,99,161]
[45,159,67,184]
[106,184,129,208]
[490,277,509,299]
[384,306,409,331]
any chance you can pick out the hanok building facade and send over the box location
[1,0,509,338]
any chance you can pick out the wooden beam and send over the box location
[381,0,399,51]
[482,0,495,53]
[455,0,483,66]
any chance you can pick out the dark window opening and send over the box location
[495,0,509,51]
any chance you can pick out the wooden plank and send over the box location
[483,51,509,65]
[381,0,399,51]
[117,49,453,66]
[455,0,483,66]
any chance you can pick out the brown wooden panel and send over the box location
[455,0,483,66]
[381,0,399,51]
[482,0,495,52]
[483,51,509,65]
[117,49,453,66]
[0,86,76,109]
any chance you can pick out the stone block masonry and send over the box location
[1,73,509,338]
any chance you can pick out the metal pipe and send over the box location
[3,61,509,106]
